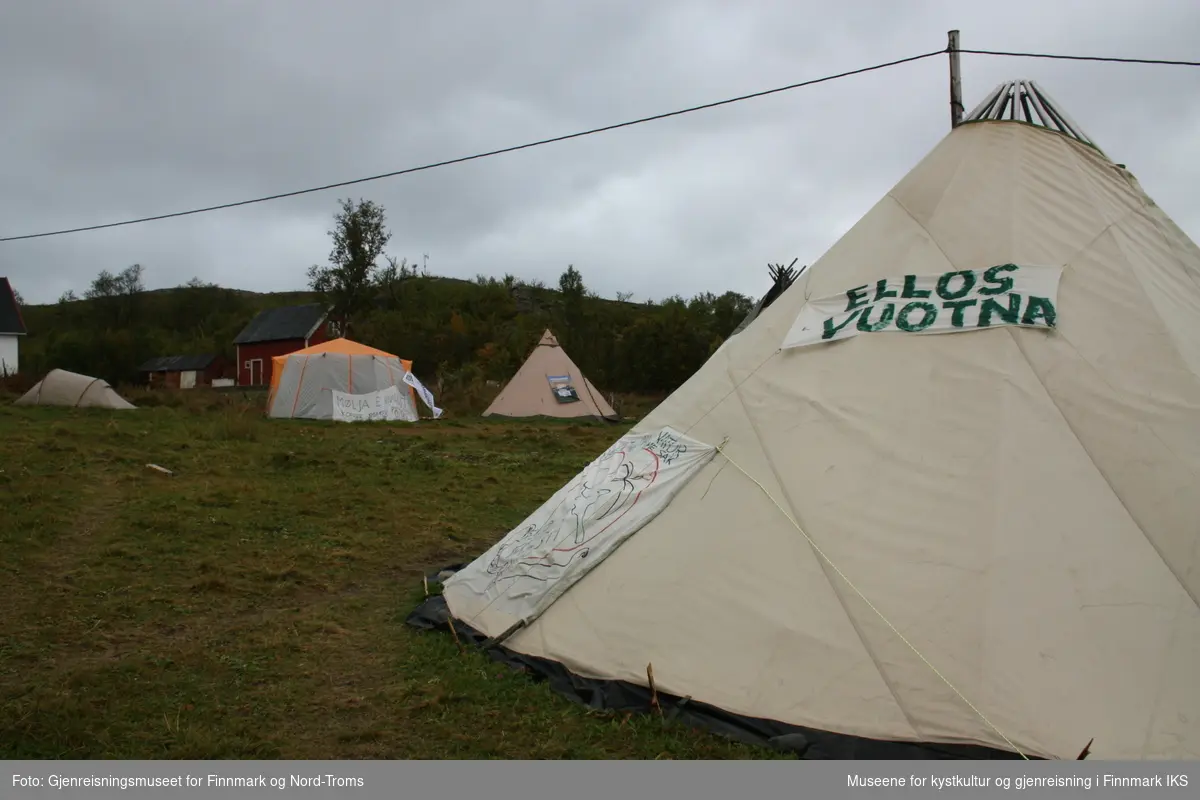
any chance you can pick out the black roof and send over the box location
[138,354,218,373]
[233,303,327,345]
[0,277,27,335]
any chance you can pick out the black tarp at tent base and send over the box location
[405,566,1033,761]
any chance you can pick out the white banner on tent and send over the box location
[330,385,419,423]
[781,264,1062,350]
[401,371,443,418]
[444,426,717,625]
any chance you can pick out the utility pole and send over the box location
[948,30,963,128]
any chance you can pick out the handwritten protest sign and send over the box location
[781,263,1062,350]
[330,385,419,423]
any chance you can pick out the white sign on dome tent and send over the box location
[330,385,419,422]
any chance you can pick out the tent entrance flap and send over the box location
[442,427,717,631]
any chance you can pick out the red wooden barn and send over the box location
[137,354,230,389]
[233,303,331,387]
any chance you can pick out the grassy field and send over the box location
[0,389,779,759]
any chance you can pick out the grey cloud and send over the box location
[1,0,1197,306]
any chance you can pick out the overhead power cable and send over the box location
[2,44,1197,244]
[0,50,947,243]
[957,48,1200,68]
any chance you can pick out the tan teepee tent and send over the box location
[413,80,1200,761]
[483,329,617,420]
[14,369,137,409]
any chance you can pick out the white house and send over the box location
[0,277,27,376]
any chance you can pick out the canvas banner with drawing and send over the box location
[442,426,717,625]
[330,385,419,423]
[781,263,1062,350]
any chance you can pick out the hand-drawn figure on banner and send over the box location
[483,521,558,583]
[481,433,676,591]
[568,476,612,544]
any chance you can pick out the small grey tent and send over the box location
[14,369,137,409]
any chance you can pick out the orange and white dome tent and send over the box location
[265,337,440,421]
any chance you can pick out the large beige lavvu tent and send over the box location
[14,369,137,409]
[410,80,1200,761]
[482,329,617,420]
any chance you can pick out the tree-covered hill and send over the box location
[15,262,758,402]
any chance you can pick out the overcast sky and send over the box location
[1,0,1197,306]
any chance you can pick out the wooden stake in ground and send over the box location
[422,575,429,598]
[646,662,662,717]
[446,616,466,655]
